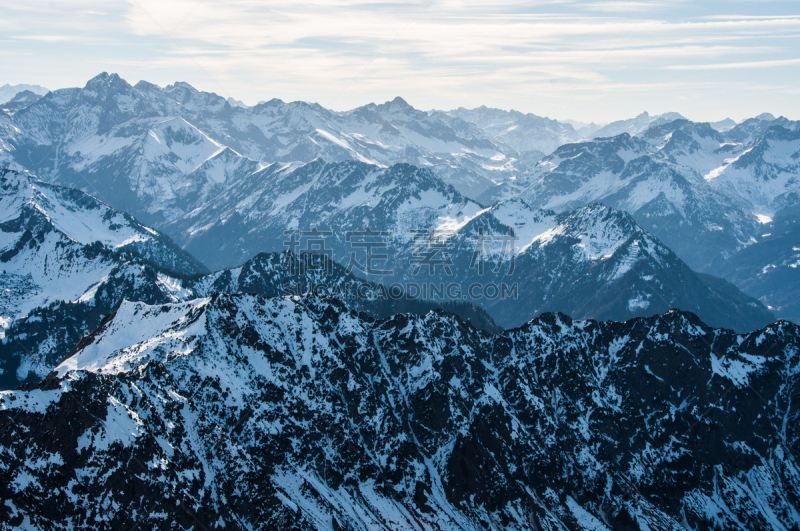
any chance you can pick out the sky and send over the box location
[1,0,798,123]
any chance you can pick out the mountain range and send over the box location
[0,73,798,529]
[0,162,775,390]
[0,167,499,389]
[0,73,522,205]
[1,294,797,529]
[1,73,796,323]
[480,117,800,320]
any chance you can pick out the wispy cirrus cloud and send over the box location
[666,58,800,70]
[11,35,75,42]
[0,0,798,122]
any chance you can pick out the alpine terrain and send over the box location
[0,294,797,529]
[0,70,798,530]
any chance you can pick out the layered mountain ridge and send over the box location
[155,156,774,331]
[0,72,798,530]
[0,161,776,390]
[479,117,800,318]
[0,293,797,529]
[393,200,774,331]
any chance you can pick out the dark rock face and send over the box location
[0,251,499,390]
[716,203,800,323]
[1,294,797,530]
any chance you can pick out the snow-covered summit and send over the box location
[589,110,686,139]
[0,83,48,106]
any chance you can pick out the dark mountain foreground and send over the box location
[1,293,798,530]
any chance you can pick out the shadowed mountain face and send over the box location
[479,117,800,318]
[0,250,498,390]
[1,294,798,530]
[0,160,775,389]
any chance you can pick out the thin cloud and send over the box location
[667,58,800,70]
[11,35,74,42]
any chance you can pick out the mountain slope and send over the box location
[481,116,800,287]
[167,159,482,270]
[394,200,775,331]
[0,167,208,387]
[193,251,500,334]
[715,204,800,322]
[0,166,204,323]
[0,73,525,211]
[1,294,797,529]
[0,167,206,280]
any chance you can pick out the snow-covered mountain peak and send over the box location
[0,83,48,107]
[540,202,644,261]
[0,90,43,113]
[709,117,738,132]
[54,294,368,381]
[589,110,686,139]
[445,105,580,155]
[166,81,199,92]
[161,81,229,112]
[547,132,647,163]
[373,162,458,194]
[454,198,555,246]
[81,72,133,101]
[143,117,223,173]
[384,95,413,110]
[56,297,212,378]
